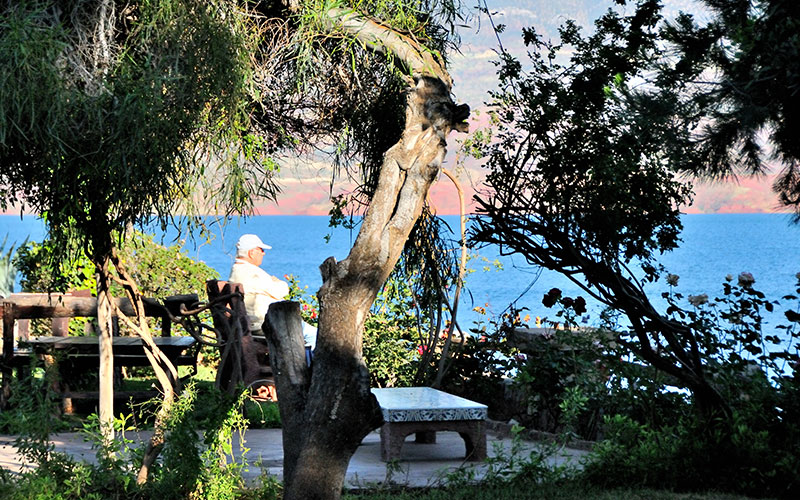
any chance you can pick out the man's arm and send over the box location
[263,274,290,301]
[230,262,288,301]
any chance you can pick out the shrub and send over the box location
[0,383,264,500]
[13,231,218,339]
[14,231,219,299]
[511,326,610,439]
[435,310,524,421]
[437,300,617,438]
[287,272,422,388]
[362,276,422,388]
[578,273,800,497]
[581,409,800,497]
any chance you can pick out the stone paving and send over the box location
[0,427,589,490]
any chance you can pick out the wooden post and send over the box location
[263,300,310,488]
[1,302,15,407]
[97,276,115,443]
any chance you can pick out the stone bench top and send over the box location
[371,387,488,423]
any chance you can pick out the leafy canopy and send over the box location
[0,0,277,261]
[657,0,800,216]
[472,0,693,283]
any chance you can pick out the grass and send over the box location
[115,363,283,429]
[2,361,283,431]
[343,480,760,500]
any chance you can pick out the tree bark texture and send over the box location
[263,301,309,486]
[274,75,468,500]
[95,259,115,444]
[260,5,468,497]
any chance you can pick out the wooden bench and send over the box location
[371,387,488,462]
[205,280,274,396]
[1,293,200,410]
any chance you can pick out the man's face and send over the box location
[246,247,265,266]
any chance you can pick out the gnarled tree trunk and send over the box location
[260,6,469,497]
[266,68,468,500]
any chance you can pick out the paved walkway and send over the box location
[0,427,588,489]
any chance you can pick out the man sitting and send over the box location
[228,233,317,349]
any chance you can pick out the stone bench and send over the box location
[371,387,488,462]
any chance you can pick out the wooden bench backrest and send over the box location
[205,280,250,337]
[205,280,275,393]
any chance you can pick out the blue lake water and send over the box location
[2,213,800,333]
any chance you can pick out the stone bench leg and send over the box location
[459,426,487,461]
[379,420,486,462]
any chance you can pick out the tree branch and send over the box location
[321,8,450,85]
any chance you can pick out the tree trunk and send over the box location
[283,277,382,499]
[261,6,468,496]
[271,73,468,499]
[265,300,379,498]
[105,251,181,484]
[95,258,115,444]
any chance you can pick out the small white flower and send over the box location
[666,274,679,286]
[725,274,733,282]
[688,294,708,307]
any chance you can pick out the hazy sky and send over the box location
[262,0,783,216]
[0,1,783,217]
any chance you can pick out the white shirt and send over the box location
[228,259,290,332]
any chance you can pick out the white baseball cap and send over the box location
[236,234,272,255]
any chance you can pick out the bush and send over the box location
[511,327,610,439]
[287,272,422,388]
[13,231,219,339]
[581,408,800,498]
[14,231,219,299]
[435,310,524,421]
[362,276,422,388]
[436,301,617,438]
[0,384,270,500]
[578,274,800,497]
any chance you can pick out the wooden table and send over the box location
[22,335,196,366]
[1,293,200,413]
[22,336,197,413]
[371,387,488,462]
